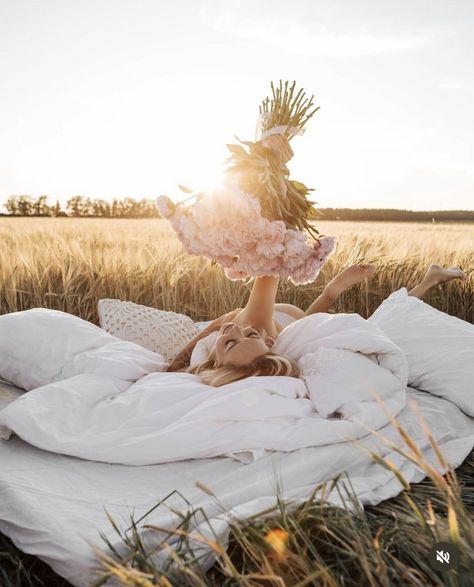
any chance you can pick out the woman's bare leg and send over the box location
[304,264,376,316]
[408,264,466,299]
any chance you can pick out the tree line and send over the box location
[317,208,474,222]
[1,195,160,218]
[1,195,473,221]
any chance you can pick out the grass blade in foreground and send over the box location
[92,415,473,587]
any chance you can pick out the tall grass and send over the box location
[90,406,474,587]
[0,218,473,324]
[1,446,472,586]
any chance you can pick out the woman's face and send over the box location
[213,322,273,367]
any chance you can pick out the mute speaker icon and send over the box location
[436,550,450,564]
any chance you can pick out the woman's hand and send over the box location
[167,357,188,372]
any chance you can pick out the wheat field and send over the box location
[0,217,472,324]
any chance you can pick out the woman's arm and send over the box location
[303,290,335,315]
[238,276,280,327]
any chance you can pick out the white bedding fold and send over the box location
[369,287,474,416]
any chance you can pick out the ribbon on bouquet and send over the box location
[255,112,306,142]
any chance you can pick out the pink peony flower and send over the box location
[156,183,336,284]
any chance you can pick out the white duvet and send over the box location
[0,304,412,464]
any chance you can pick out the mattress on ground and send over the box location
[0,379,472,587]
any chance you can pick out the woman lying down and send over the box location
[167,264,466,386]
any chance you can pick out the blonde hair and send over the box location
[185,351,300,387]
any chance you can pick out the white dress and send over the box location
[273,310,297,329]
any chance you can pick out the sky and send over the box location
[0,0,473,211]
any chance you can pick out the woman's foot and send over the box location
[408,264,466,299]
[324,263,375,299]
[424,264,466,286]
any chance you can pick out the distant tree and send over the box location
[17,195,36,216]
[111,199,127,217]
[67,196,94,217]
[122,197,133,217]
[139,198,160,217]
[53,200,64,216]
[91,199,111,217]
[33,195,52,216]
[4,196,20,215]
[67,196,82,216]
[5,195,48,216]
[83,197,93,216]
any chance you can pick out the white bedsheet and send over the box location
[0,382,472,587]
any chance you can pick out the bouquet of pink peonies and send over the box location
[156,81,336,285]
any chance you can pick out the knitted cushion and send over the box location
[98,299,199,363]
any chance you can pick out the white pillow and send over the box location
[98,299,199,363]
[369,287,474,416]
[0,308,166,391]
